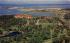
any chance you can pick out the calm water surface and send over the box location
[0,9,55,16]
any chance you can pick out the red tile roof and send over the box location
[15,14,32,19]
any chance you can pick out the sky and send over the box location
[0,0,70,4]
